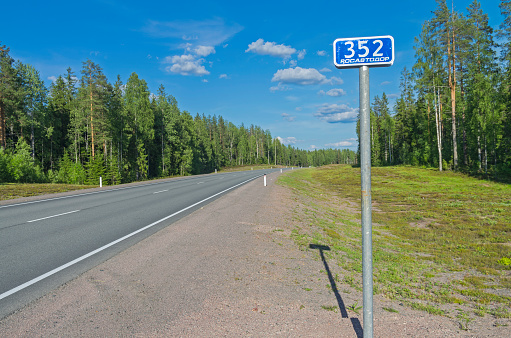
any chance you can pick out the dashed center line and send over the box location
[153,190,168,194]
[27,210,80,223]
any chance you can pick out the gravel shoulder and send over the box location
[0,171,508,337]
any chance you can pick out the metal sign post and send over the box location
[334,35,394,338]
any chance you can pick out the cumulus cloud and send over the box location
[317,50,326,56]
[272,67,328,85]
[270,83,290,92]
[195,45,216,57]
[318,88,347,97]
[325,138,358,147]
[319,67,331,73]
[48,76,57,82]
[219,74,229,79]
[246,38,296,58]
[277,136,298,145]
[144,18,243,78]
[164,54,210,76]
[282,113,296,122]
[297,49,306,60]
[314,103,358,123]
[330,76,344,85]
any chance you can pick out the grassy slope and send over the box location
[278,165,511,319]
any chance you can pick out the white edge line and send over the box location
[0,174,261,301]
[27,210,80,223]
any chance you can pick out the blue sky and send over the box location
[0,0,503,150]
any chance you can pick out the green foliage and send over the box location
[55,152,86,184]
[85,155,106,185]
[0,148,13,182]
[9,139,46,183]
[498,257,511,266]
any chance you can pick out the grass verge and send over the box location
[0,183,92,201]
[278,164,511,319]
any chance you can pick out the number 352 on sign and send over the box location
[334,36,394,68]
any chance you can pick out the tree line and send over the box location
[0,47,356,184]
[360,0,511,180]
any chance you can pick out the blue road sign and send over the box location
[334,36,394,68]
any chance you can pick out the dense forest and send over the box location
[3,0,511,185]
[0,48,356,184]
[360,0,511,179]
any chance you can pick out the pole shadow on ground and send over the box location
[309,244,363,338]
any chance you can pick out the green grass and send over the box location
[0,183,92,201]
[278,164,511,318]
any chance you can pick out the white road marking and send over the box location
[197,182,204,184]
[0,174,262,302]
[153,190,168,194]
[27,210,80,223]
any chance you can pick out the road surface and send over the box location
[0,168,282,319]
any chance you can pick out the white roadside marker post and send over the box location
[100,176,102,188]
[264,174,267,187]
[334,35,394,338]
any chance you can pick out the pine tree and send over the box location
[0,42,22,150]
[466,0,500,173]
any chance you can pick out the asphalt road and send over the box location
[0,168,285,319]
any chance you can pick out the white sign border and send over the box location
[333,35,395,69]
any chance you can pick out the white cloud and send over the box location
[143,18,243,47]
[319,67,332,73]
[282,113,296,122]
[277,136,298,145]
[297,49,306,60]
[380,81,391,86]
[269,83,290,92]
[246,38,296,58]
[272,67,343,86]
[289,60,297,67]
[145,19,242,78]
[318,88,347,97]
[310,145,318,149]
[272,67,328,85]
[317,50,326,56]
[48,76,57,82]
[330,76,344,85]
[164,54,210,76]
[314,103,358,123]
[195,45,215,57]
[325,139,357,147]
[219,74,229,79]
[202,79,208,83]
